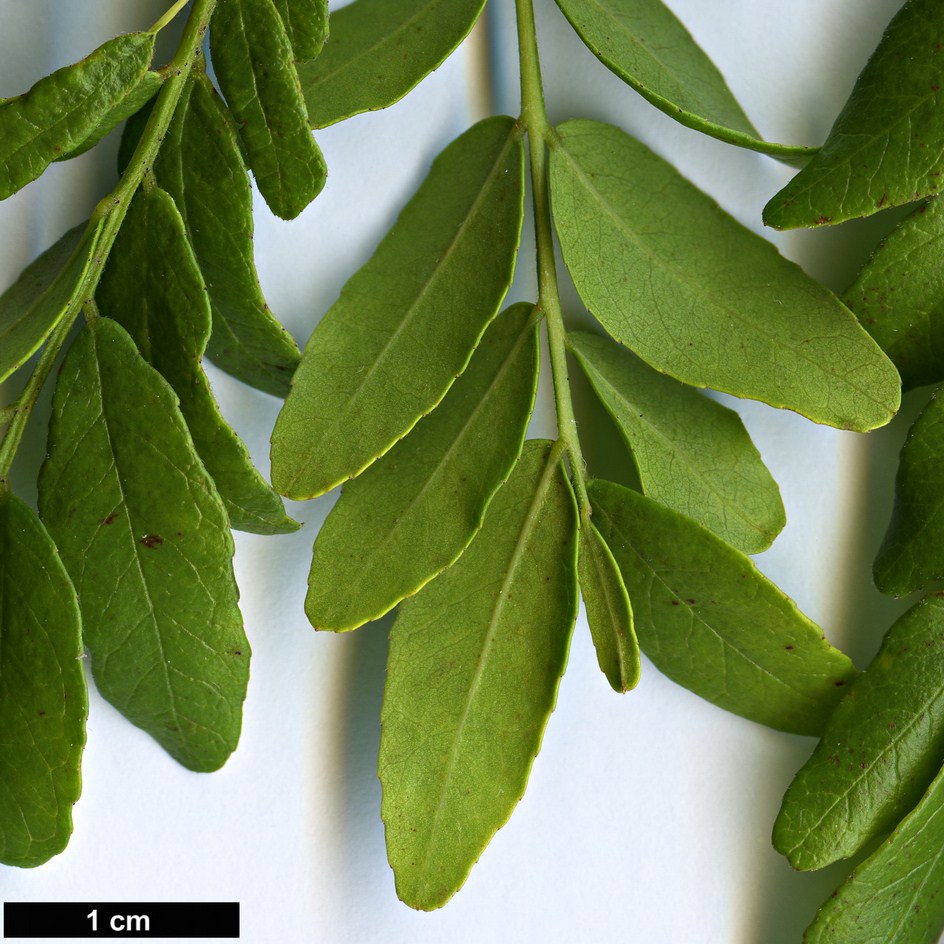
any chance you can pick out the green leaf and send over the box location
[299,0,486,128]
[568,330,784,554]
[0,32,155,199]
[38,318,250,772]
[844,198,944,391]
[306,303,538,631]
[380,440,579,910]
[211,0,326,220]
[805,760,944,944]
[578,519,640,692]
[0,491,86,868]
[589,479,857,735]
[0,221,104,385]
[775,594,944,872]
[271,116,525,499]
[146,65,300,397]
[96,185,297,535]
[271,0,328,61]
[551,0,805,159]
[764,0,944,229]
[549,119,901,432]
[55,70,164,163]
[874,390,944,596]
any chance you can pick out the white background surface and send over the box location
[0,1,932,942]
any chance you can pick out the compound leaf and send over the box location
[844,197,944,391]
[765,0,944,229]
[211,0,326,220]
[578,518,640,692]
[569,330,784,554]
[380,440,579,910]
[589,479,857,735]
[39,318,249,772]
[0,221,103,385]
[550,119,900,432]
[300,0,486,128]
[271,0,328,61]
[0,31,155,199]
[148,64,300,397]
[307,303,538,631]
[775,594,944,872]
[96,185,296,535]
[0,491,86,868]
[805,760,944,944]
[271,116,524,499]
[874,390,944,596]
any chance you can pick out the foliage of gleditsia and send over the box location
[0,0,938,938]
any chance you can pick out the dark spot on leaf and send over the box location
[140,533,164,549]
[785,645,795,651]
[876,194,888,208]
[834,680,846,686]
[814,215,832,225]
[670,599,680,606]
[934,85,941,92]
[37,711,46,717]
[233,650,242,656]
[101,513,117,525]
[685,598,696,605]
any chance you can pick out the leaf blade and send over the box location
[775,594,944,872]
[0,492,86,867]
[805,760,944,944]
[569,330,784,553]
[874,390,944,595]
[0,32,155,199]
[552,0,773,147]
[211,0,326,220]
[152,65,300,397]
[96,185,297,535]
[271,0,328,61]
[589,479,857,735]
[271,116,525,499]
[549,119,900,432]
[380,440,579,910]
[39,318,250,772]
[844,197,944,391]
[299,0,486,128]
[307,303,538,631]
[0,221,104,385]
[578,519,640,692]
[764,0,944,229]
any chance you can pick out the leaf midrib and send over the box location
[305,0,457,91]
[88,333,178,727]
[777,83,944,217]
[555,135,893,415]
[328,320,533,626]
[285,125,520,495]
[416,447,559,893]
[595,499,823,705]
[783,681,944,866]
[581,357,770,540]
